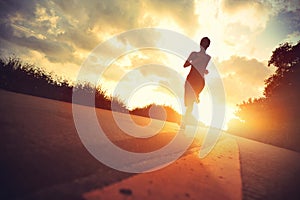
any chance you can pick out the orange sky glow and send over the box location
[0,0,299,129]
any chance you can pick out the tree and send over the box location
[268,41,300,69]
[264,41,300,97]
[228,41,300,152]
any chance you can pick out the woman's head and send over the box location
[200,37,210,50]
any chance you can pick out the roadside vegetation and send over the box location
[228,41,300,152]
[0,57,180,123]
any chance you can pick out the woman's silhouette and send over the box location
[182,37,211,128]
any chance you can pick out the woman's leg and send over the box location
[195,77,205,103]
[182,81,198,127]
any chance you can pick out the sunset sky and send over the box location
[0,0,299,128]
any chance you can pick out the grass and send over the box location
[0,56,180,123]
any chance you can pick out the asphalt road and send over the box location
[0,90,133,200]
[236,136,300,200]
[1,89,300,200]
[1,89,224,200]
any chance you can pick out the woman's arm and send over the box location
[184,52,195,68]
[183,60,191,68]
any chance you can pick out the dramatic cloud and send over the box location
[0,0,200,71]
[221,0,271,31]
[0,0,298,67]
[217,56,274,105]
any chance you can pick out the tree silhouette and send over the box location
[0,57,180,123]
[228,41,300,152]
[0,57,126,111]
[264,41,300,97]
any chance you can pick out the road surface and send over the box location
[0,89,299,200]
[236,137,300,200]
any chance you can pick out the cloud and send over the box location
[144,0,198,34]
[193,0,276,61]
[267,0,300,13]
[276,9,300,34]
[0,23,79,63]
[0,0,37,19]
[222,0,272,32]
[0,0,199,68]
[217,56,274,105]
[281,31,300,44]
